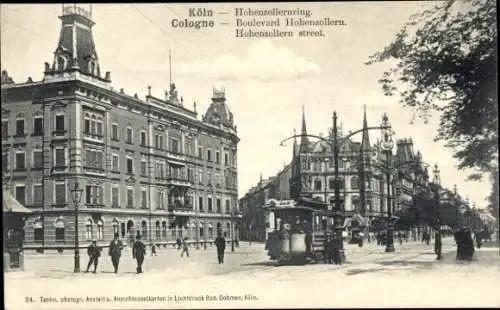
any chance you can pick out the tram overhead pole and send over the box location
[280,109,390,264]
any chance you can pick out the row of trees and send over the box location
[367,0,498,228]
[394,190,486,231]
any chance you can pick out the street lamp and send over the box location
[204,221,207,250]
[431,164,442,260]
[453,184,459,229]
[231,214,235,252]
[323,158,329,204]
[280,110,391,264]
[71,181,83,273]
[380,113,395,253]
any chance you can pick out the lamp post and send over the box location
[380,113,395,253]
[431,164,442,260]
[331,111,345,263]
[280,110,391,264]
[453,184,459,229]
[71,181,83,273]
[465,196,471,227]
[204,221,207,250]
[248,223,252,246]
[323,158,329,204]
[231,214,235,252]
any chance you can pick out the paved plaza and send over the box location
[5,237,500,309]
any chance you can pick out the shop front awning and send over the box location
[3,190,32,214]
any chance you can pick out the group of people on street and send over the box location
[86,232,229,274]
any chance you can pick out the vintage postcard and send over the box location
[2,1,499,309]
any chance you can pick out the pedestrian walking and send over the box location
[151,243,157,256]
[132,235,147,274]
[85,240,101,273]
[463,228,475,260]
[358,233,364,247]
[176,237,182,250]
[454,228,462,259]
[305,229,313,259]
[215,232,226,264]
[331,234,341,264]
[180,237,190,258]
[474,231,482,249]
[434,230,442,260]
[108,233,124,273]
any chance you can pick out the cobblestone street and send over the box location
[6,238,500,309]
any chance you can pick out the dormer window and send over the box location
[56,56,67,71]
[89,60,95,75]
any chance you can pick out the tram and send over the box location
[264,198,331,265]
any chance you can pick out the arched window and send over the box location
[141,220,147,239]
[85,219,93,240]
[33,219,43,243]
[161,221,167,240]
[97,220,104,241]
[55,218,65,242]
[155,221,161,240]
[199,222,204,238]
[170,222,176,237]
[314,179,322,191]
[89,60,96,75]
[126,220,134,233]
[208,222,213,238]
[120,222,126,238]
[56,56,66,71]
[351,176,359,190]
[351,196,360,211]
[112,219,119,235]
[328,178,335,190]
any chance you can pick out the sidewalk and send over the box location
[11,238,456,280]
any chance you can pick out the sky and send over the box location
[0,3,494,207]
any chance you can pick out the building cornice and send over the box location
[2,79,240,144]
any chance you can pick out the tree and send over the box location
[366,0,497,180]
[487,168,499,221]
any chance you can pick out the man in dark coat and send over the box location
[305,230,313,259]
[474,230,482,249]
[108,233,124,273]
[326,234,337,264]
[180,237,190,258]
[214,232,226,264]
[86,240,101,273]
[132,235,147,274]
[434,230,442,260]
[454,228,463,260]
[463,229,475,260]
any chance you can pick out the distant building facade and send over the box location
[1,5,241,250]
[239,165,291,242]
[239,106,446,238]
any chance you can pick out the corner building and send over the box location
[1,5,241,250]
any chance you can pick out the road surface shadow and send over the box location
[241,261,279,267]
[379,260,435,267]
[346,260,435,276]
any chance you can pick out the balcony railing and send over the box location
[86,203,105,208]
[168,200,193,212]
[167,176,191,187]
